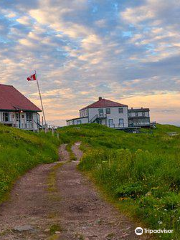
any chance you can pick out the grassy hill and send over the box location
[59,124,180,240]
[0,124,60,203]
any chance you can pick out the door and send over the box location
[109,119,114,127]
[119,118,124,127]
[15,113,20,128]
[26,112,33,129]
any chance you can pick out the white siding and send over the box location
[79,109,88,118]
[67,117,88,126]
[0,111,40,131]
[67,120,73,126]
[74,117,88,125]
[88,106,128,128]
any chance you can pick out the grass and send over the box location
[49,224,62,235]
[0,123,60,203]
[66,143,76,161]
[47,162,63,193]
[59,123,180,240]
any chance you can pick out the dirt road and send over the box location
[0,143,151,240]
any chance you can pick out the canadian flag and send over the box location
[27,73,36,81]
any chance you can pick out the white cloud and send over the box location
[0,0,180,125]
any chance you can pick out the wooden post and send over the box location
[52,127,54,136]
[57,132,60,139]
[42,116,44,128]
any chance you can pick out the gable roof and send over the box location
[0,84,41,112]
[80,97,128,110]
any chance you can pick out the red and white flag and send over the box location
[27,73,36,81]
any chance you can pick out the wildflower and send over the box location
[158,221,163,225]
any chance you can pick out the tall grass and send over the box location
[59,123,180,240]
[0,124,60,203]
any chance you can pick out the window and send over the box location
[106,108,110,114]
[135,112,138,117]
[26,112,33,122]
[119,118,124,127]
[142,112,145,117]
[119,108,123,113]
[98,109,104,116]
[3,112,9,122]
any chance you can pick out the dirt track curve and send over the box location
[0,143,151,240]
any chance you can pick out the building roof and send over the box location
[128,108,150,112]
[0,84,41,112]
[80,97,128,110]
[66,117,88,122]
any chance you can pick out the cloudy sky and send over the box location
[0,0,180,126]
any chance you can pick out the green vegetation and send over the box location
[47,162,63,193]
[49,224,62,235]
[59,123,180,240]
[66,143,76,161]
[0,124,60,203]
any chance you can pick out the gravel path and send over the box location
[0,143,152,240]
[56,143,150,240]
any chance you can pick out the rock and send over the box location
[55,231,61,234]
[38,234,47,238]
[44,229,50,232]
[14,225,34,232]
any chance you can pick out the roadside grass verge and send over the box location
[0,124,60,203]
[59,123,180,240]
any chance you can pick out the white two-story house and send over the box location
[67,97,129,128]
[0,84,41,131]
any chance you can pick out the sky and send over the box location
[0,0,180,126]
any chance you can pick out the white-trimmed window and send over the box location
[119,108,123,113]
[3,112,9,122]
[106,108,110,114]
[98,109,104,116]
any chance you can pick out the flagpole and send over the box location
[35,71,47,127]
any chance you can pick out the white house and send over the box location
[67,97,129,128]
[0,84,41,131]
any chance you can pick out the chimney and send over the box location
[99,97,102,101]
